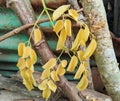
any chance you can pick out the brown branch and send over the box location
[0,18,49,42]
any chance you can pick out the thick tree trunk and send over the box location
[80,0,120,101]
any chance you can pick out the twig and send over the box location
[0,18,49,42]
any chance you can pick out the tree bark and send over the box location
[80,0,120,101]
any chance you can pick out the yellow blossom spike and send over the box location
[80,39,85,47]
[77,50,85,61]
[34,28,42,44]
[56,64,65,76]
[23,80,34,91]
[53,20,64,35]
[56,28,67,50]
[38,79,48,90]
[17,57,26,70]
[18,43,25,56]
[48,80,57,92]
[67,55,78,72]
[64,19,71,36]
[76,74,88,91]
[68,9,79,21]
[41,69,51,80]
[26,58,32,68]
[43,58,57,69]
[71,28,84,51]
[42,86,51,101]
[74,63,86,79]
[30,48,37,64]
[23,46,31,58]
[61,60,67,67]
[51,71,59,81]
[53,5,70,20]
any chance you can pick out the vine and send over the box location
[17,0,97,101]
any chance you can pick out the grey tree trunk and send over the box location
[80,0,120,101]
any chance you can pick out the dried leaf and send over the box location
[17,57,26,70]
[26,58,32,68]
[74,63,85,79]
[41,69,51,80]
[56,29,67,50]
[76,74,88,91]
[51,71,59,81]
[18,43,25,56]
[34,28,42,44]
[38,79,48,90]
[30,48,37,64]
[43,58,57,69]
[42,86,51,101]
[53,20,64,34]
[64,19,71,36]
[61,60,67,67]
[68,9,79,21]
[67,55,78,72]
[48,80,57,92]
[53,5,70,20]
[56,64,65,76]
[23,46,31,58]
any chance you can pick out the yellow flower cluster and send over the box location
[17,43,37,90]
[38,58,67,100]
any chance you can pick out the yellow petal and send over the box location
[18,43,25,56]
[64,19,71,36]
[38,79,48,90]
[34,28,42,44]
[68,9,79,21]
[56,29,67,50]
[30,48,37,64]
[74,63,85,79]
[23,46,31,58]
[56,64,66,76]
[41,69,51,80]
[83,38,97,59]
[26,69,36,86]
[53,20,64,34]
[47,80,57,92]
[82,25,90,43]
[76,74,88,91]
[17,57,26,70]
[20,68,29,81]
[30,65,35,72]
[83,61,89,68]
[26,58,32,68]
[71,29,84,51]
[53,5,70,20]
[61,60,67,67]
[23,80,34,91]
[43,58,57,69]
[67,56,78,72]
[51,71,59,81]
[77,50,85,61]
[42,86,51,101]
